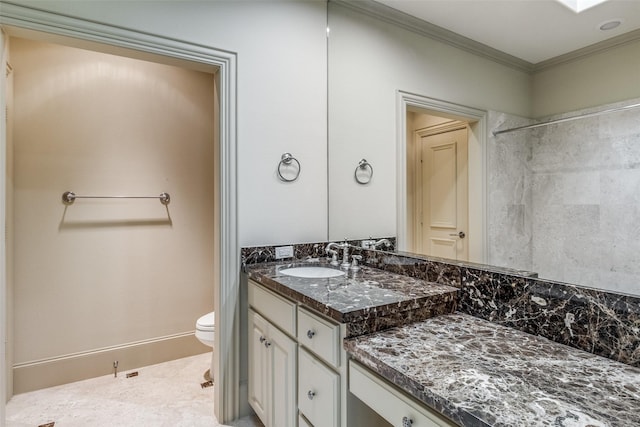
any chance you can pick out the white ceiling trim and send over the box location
[331,0,640,75]
[330,0,533,73]
[534,27,640,71]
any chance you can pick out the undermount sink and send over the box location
[279,266,346,279]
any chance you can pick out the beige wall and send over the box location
[11,38,215,390]
[532,39,640,117]
[9,0,329,247]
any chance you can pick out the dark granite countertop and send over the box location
[344,313,640,427]
[246,259,459,337]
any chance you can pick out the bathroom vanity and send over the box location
[247,261,458,427]
[245,258,640,427]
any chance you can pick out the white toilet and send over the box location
[195,311,215,348]
[196,311,215,382]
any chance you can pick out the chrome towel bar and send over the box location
[62,191,170,205]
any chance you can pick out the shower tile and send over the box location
[598,106,640,139]
[608,136,640,168]
[601,169,640,205]
[562,172,600,205]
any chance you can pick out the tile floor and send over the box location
[6,352,263,427]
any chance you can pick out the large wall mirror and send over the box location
[326,0,640,297]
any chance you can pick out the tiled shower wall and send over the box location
[488,99,640,295]
[486,111,533,273]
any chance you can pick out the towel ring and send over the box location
[355,159,373,184]
[277,153,301,182]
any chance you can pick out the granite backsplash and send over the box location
[241,242,640,367]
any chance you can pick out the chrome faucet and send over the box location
[339,241,351,269]
[325,240,351,269]
[325,242,340,266]
[370,238,392,250]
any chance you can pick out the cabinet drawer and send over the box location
[298,307,340,368]
[249,280,296,336]
[349,361,456,427]
[298,349,340,427]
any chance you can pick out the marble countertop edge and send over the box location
[246,264,459,325]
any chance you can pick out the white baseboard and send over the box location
[13,331,210,394]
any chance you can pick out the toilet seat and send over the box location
[196,312,215,332]
[196,311,215,348]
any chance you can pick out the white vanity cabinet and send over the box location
[248,280,346,427]
[248,279,390,427]
[248,282,297,427]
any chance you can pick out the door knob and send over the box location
[307,330,316,339]
[449,231,466,239]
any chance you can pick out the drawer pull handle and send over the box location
[259,336,266,343]
[402,416,413,427]
[307,329,316,339]
[264,340,271,348]
[307,390,316,400]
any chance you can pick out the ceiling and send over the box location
[374,0,640,64]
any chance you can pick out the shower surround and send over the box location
[488,98,640,295]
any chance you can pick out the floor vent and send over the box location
[38,423,55,427]
[126,371,139,378]
[200,380,214,389]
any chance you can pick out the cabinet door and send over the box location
[248,309,269,425]
[268,324,297,427]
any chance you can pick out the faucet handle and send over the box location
[329,251,339,266]
[350,254,362,271]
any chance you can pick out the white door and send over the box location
[248,310,269,425]
[418,128,468,261]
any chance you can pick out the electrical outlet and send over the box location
[275,245,294,259]
[361,239,375,249]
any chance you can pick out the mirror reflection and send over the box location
[327,1,640,296]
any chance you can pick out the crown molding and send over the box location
[532,28,640,72]
[330,0,535,74]
[331,0,640,75]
